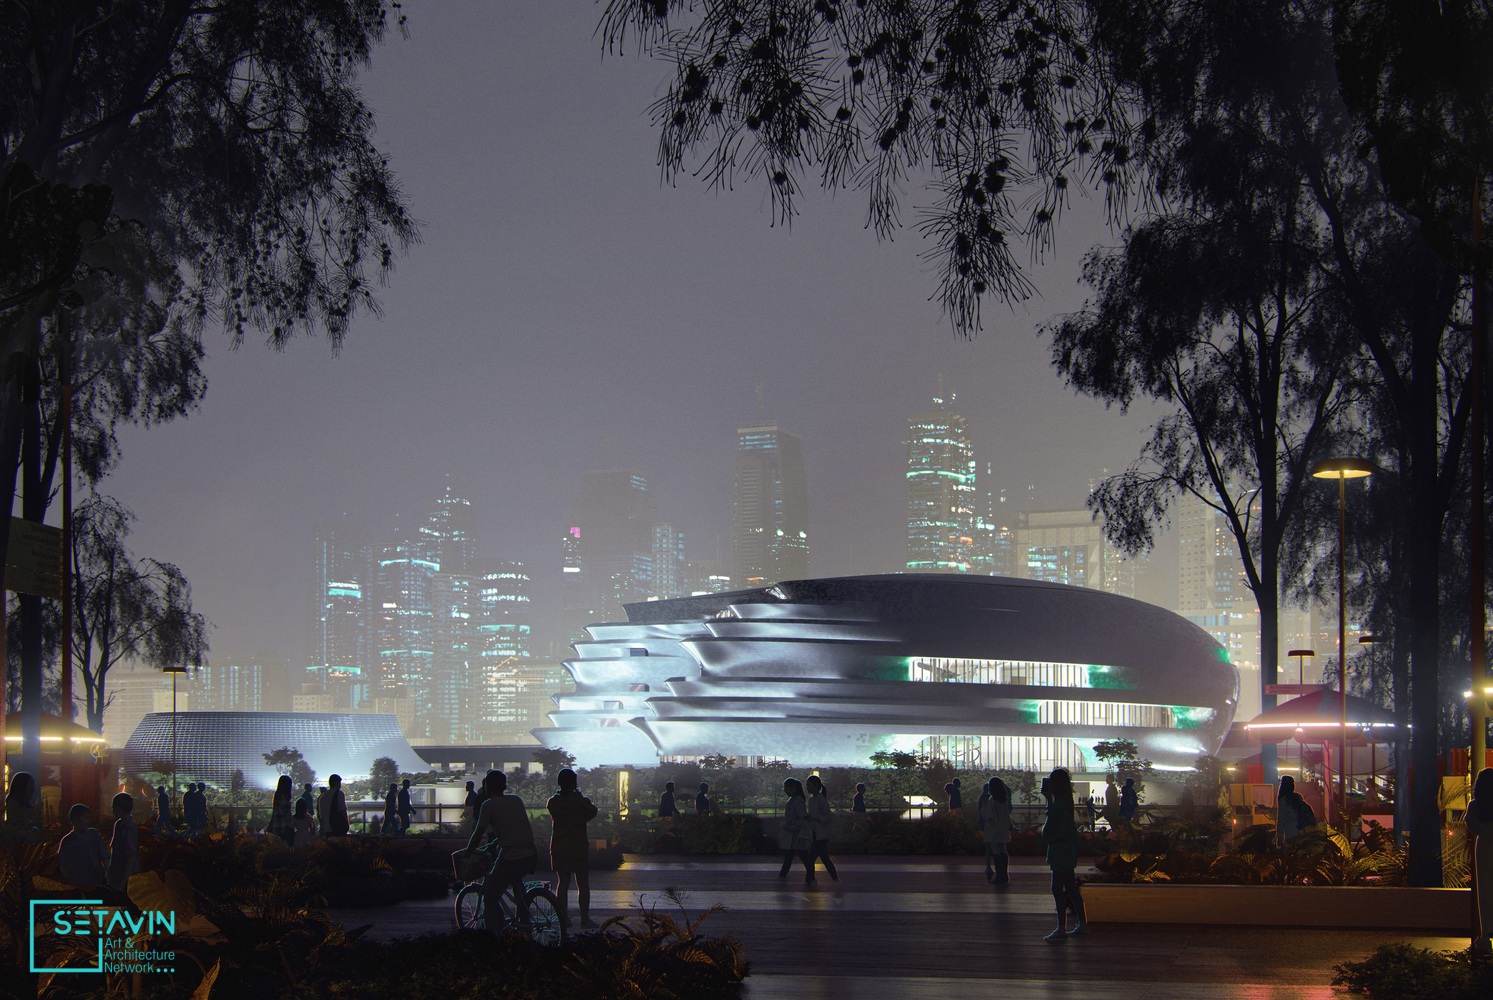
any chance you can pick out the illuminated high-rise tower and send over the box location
[730,425,809,588]
[566,471,657,629]
[308,522,373,708]
[905,394,977,572]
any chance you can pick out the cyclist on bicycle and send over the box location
[464,769,538,933]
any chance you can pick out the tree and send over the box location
[70,493,209,733]
[1,0,418,777]
[700,753,736,771]
[370,756,400,792]
[263,747,315,789]
[531,747,576,773]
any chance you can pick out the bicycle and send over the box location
[452,845,566,946]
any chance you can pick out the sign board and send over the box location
[5,517,63,599]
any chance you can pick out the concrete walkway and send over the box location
[324,855,1464,999]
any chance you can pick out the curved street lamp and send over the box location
[1311,456,1372,832]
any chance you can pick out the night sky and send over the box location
[103,3,1165,667]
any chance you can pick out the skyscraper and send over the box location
[308,522,373,707]
[730,425,808,588]
[565,470,657,628]
[650,523,687,601]
[373,525,436,726]
[905,395,976,572]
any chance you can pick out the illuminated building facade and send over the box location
[308,522,373,707]
[536,575,1238,771]
[906,396,977,572]
[730,425,809,588]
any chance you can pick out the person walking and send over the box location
[851,782,868,831]
[777,778,814,884]
[463,780,480,835]
[465,769,538,934]
[1466,767,1493,953]
[804,775,839,882]
[981,777,1013,884]
[397,778,415,834]
[695,782,714,815]
[269,776,295,846]
[659,781,679,818]
[106,793,140,894]
[547,768,599,930]
[383,784,399,837]
[1041,767,1087,940]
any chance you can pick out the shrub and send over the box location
[1333,943,1493,1000]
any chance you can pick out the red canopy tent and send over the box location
[1243,687,1402,825]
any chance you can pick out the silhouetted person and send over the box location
[463,780,480,834]
[398,778,414,833]
[1085,794,1098,831]
[982,777,1013,884]
[325,774,350,836]
[299,781,316,824]
[696,781,713,815]
[270,775,295,846]
[659,781,679,818]
[852,782,868,831]
[548,768,599,929]
[804,775,838,882]
[1119,778,1138,824]
[949,777,963,811]
[187,783,210,836]
[777,778,814,884]
[1466,767,1493,953]
[292,798,315,848]
[1276,775,1304,847]
[4,771,37,838]
[1103,774,1120,827]
[383,783,398,836]
[155,785,176,838]
[1041,767,1087,940]
[106,793,139,893]
[466,769,537,933]
[58,804,108,887]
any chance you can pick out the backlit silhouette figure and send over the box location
[548,768,599,930]
[106,793,139,893]
[777,778,813,884]
[1041,767,1087,940]
[1466,767,1493,953]
[270,775,295,846]
[659,781,679,818]
[981,777,1013,884]
[804,775,838,882]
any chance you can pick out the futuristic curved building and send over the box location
[121,712,427,790]
[535,575,1238,771]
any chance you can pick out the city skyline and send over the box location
[94,4,1165,672]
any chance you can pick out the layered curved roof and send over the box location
[121,712,427,789]
[536,575,1238,770]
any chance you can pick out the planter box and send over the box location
[1084,883,1471,931]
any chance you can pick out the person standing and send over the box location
[5,772,38,839]
[547,768,599,930]
[58,804,109,887]
[299,782,316,826]
[1103,774,1120,827]
[949,777,963,812]
[777,778,814,884]
[106,793,140,894]
[1041,767,1087,940]
[155,785,176,838]
[851,782,868,831]
[804,775,838,882]
[695,782,713,815]
[1276,775,1304,848]
[292,799,315,848]
[1119,777,1138,824]
[269,776,295,846]
[398,778,415,834]
[463,780,480,835]
[1466,767,1493,953]
[383,784,399,837]
[981,777,1013,884]
[465,769,538,934]
[325,774,350,837]
[659,781,679,818]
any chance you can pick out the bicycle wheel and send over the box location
[454,883,485,930]
[523,886,566,947]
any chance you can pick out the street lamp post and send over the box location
[1311,457,1373,833]
[163,664,188,809]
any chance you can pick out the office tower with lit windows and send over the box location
[194,657,267,713]
[1013,508,1143,597]
[730,425,809,588]
[1176,491,1263,716]
[651,523,687,600]
[970,468,1016,577]
[905,395,977,572]
[308,522,373,708]
[373,526,437,727]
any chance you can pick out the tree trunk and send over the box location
[18,357,43,783]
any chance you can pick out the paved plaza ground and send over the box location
[324,855,1464,999]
